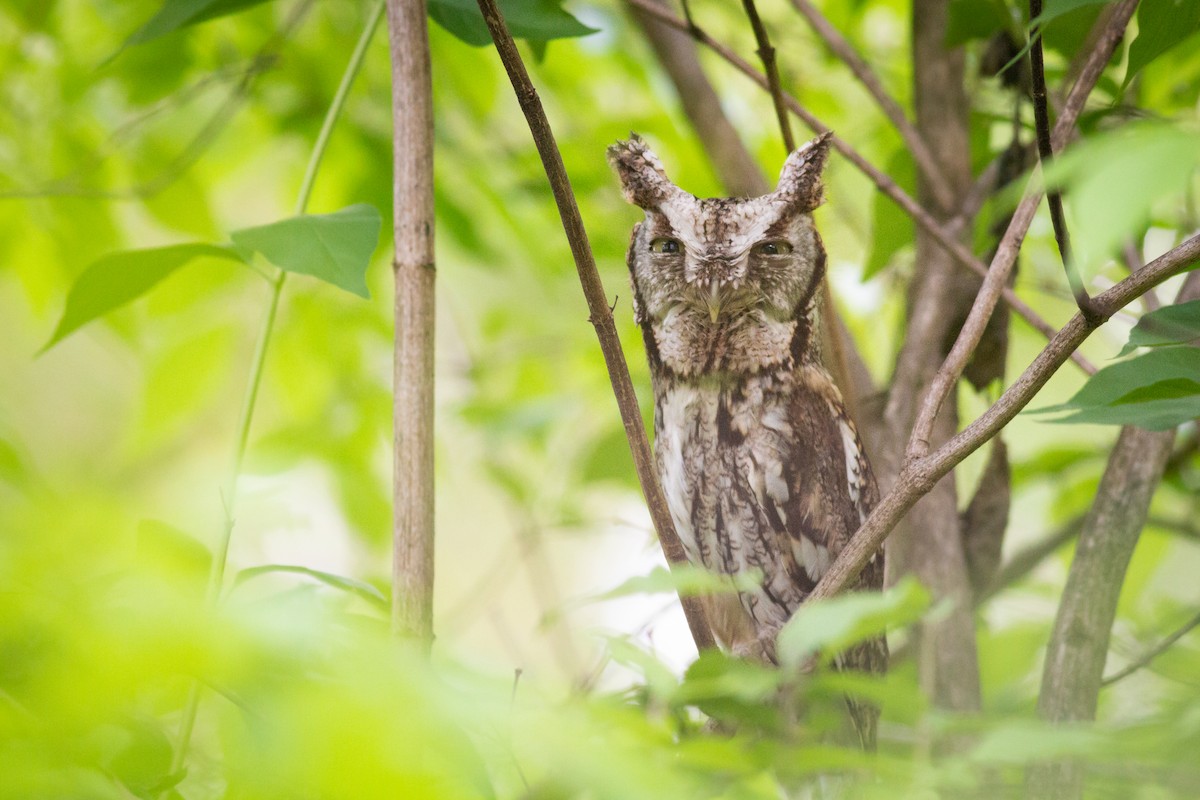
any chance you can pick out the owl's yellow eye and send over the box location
[752,240,793,256]
[649,237,682,254]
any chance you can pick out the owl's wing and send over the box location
[770,367,882,597]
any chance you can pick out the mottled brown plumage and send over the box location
[609,134,887,747]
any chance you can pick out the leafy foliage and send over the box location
[3,0,1200,797]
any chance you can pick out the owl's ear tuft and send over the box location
[775,132,833,212]
[608,134,681,209]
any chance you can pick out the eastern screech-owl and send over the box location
[608,133,886,747]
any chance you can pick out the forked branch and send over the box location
[476,0,716,651]
[810,234,1200,602]
[904,0,1140,460]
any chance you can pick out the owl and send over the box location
[608,133,887,747]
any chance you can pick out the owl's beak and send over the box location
[707,280,723,324]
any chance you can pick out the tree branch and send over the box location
[740,0,795,152]
[1101,609,1200,687]
[904,0,1139,460]
[477,0,716,652]
[786,0,954,212]
[621,0,1090,374]
[388,0,437,647]
[1029,0,1100,323]
[808,234,1200,603]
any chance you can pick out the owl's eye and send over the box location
[649,237,682,254]
[752,240,794,256]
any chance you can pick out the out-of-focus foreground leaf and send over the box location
[777,578,931,669]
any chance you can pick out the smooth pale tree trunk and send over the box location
[387,0,436,649]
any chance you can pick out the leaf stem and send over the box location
[164,2,385,788]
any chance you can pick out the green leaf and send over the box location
[946,0,1010,46]
[1031,347,1200,430]
[1036,0,1113,27]
[427,0,598,47]
[234,564,389,611]
[1126,0,1200,84]
[776,578,930,669]
[1118,299,1200,355]
[1043,123,1200,270]
[864,149,915,279]
[230,204,381,298]
[124,0,274,48]
[42,243,246,351]
[591,565,762,601]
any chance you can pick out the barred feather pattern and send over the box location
[609,133,887,749]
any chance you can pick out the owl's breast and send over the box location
[653,374,811,637]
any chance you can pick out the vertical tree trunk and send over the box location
[1028,426,1175,798]
[882,0,981,712]
[387,0,436,648]
[1030,273,1199,798]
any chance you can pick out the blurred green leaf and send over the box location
[1031,347,1200,429]
[1044,123,1200,269]
[427,0,598,47]
[42,243,247,351]
[1036,0,1112,27]
[1119,299,1200,355]
[123,0,275,48]
[969,720,1108,764]
[864,149,915,278]
[777,578,930,669]
[672,651,782,730]
[591,565,761,601]
[234,564,389,611]
[1126,0,1200,84]
[946,0,1010,46]
[230,204,381,298]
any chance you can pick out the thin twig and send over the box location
[1102,609,1200,687]
[476,0,716,652]
[808,234,1200,602]
[1029,0,1100,323]
[740,0,795,152]
[785,0,953,211]
[904,0,1139,460]
[621,0,1089,373]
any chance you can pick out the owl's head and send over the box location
[608,134,832,380]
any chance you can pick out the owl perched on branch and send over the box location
[608,133,886,747]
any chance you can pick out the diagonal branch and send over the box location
[904,0,1139,460]
[1101,609,1200,687]
[476,0,716,652]
[621,0,1091,374]
[1029,0,1101,323]
[740,0,795,152]
[808,233,1200,603]
[786,0,954,211]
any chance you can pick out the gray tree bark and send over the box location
[880,0,981,713]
